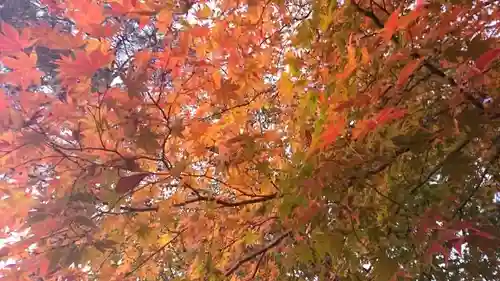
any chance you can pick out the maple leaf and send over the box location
[157,9,173,33]
[474,48,500,71]
[56,49,113,81]
[337,35,357,80]
[374,108,407,124]
[29,25,85,50]
[396,58,423,88]
[278,72,294,103]
[397,8,425,30]
[353,108,406,140]
[0,89,9,110]
[116,173,149,194]
[319,116,346,149]
[0,1,499,281]
[0,22,36,54]
[67,0,105,32]
[0,52,43,89]
[382,8,401,42]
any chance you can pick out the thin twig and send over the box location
[124,230,185,277]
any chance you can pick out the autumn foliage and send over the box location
[0,0,499,281]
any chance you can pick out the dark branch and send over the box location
[120,206,159,213]
[224,230,291,277]
[173,193,277,208]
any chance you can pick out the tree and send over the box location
[0,0,499,281]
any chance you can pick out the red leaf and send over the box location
[397,58,423,87]
[0,22,36,54]
[475,48,500,71]
[320,116,346,149]
[374,108,407,124]
[2,22,18,41]
[469,227,496,239]
[0,89,9,110]
[382,8,400,42]
[39,257,50,276]
[116,173,149,194]
[353,108,406,140]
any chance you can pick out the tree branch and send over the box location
[173,193,277,208]
[120,206,159,213]
[224,230,291,277]
[124,230,184,278]
[454,149,500,218]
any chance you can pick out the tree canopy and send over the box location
[0,0,499,281]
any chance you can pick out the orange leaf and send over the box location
[353,108,406,140]
[116,173,149,194]
[57,49,113,81]
[336,36,357,80]
[397,8,424,30]
[320,116,346,149]
[1,52,43,89]
[157,9,172,32]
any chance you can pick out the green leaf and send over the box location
[48,249,64,272]
[372,255,398,281]
[312,230,344,258]
[391,130,433,153]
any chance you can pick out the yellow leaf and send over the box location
[278,72,294,104]
[319,12,333,32]
[197,5,212,18]
[158,233,171,245]
[243,231,260,245]
[84,38,100,52]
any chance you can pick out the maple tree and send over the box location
[0,0,499,281]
